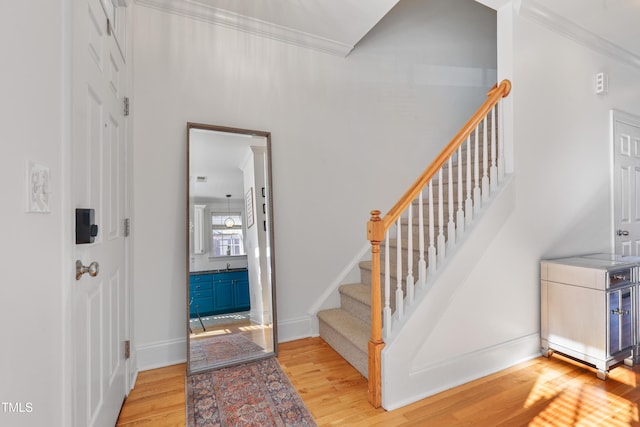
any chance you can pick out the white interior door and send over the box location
[613,111,640,256]
[72,0,130,425]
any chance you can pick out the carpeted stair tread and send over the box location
[318,308,369,350]
[339,283,371,306]
[317,308,369,377]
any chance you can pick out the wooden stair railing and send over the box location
[366,80,512,408]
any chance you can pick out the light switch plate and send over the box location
[26,161,51,213]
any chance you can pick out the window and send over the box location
[211,213,245,257]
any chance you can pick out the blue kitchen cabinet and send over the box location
[189,274,213,317]
[234,274,250,311]
[212,277,235,312]
[189,269,250,317]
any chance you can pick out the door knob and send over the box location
[76,260,99,280]
[617,229,630,236]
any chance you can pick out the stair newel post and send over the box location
[367,210,385,409]
[496,80,511,181]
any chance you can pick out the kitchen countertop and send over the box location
[190,268,247,275]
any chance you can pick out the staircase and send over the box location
[317,143,487,378]
[316,80,512,405]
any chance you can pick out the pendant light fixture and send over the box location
[224,194,235,228]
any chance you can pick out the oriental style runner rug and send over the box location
[186,357,317,427]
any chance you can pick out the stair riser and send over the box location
[340,292,371,326]
[433,171,487,187]
[387,223,454,246]
[359,268,407,312]
[412,183,463,203]
[408,202,461,219]
[381,246,430,273]
[318,320,368,378]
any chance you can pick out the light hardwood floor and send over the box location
[117,337,640,426]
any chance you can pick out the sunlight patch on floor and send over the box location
[239,324,271,332]
[526,361,638,426]
[190,328,232,339]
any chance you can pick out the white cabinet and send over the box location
[541,254,637,379]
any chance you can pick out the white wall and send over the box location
[132,0,497,368]
[0,1,68,426]
[382,1,640,410]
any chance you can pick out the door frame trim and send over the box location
[610,109,640,253]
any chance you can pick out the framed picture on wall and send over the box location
[245,187,254,229]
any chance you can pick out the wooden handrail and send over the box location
[381,80,511,230]
[366,79,511,409]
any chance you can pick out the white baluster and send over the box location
[447,158,455,251]
[481,116,489,204]
[427,181,436,275]
[383,232,391,339]
[465,136,473,225]
[473,129,481,214]
[406,206,414,304]
[396,218,404,320]
[456,145,465,239]
[490,107,498,192]
[437,170,445,264]
[417,190,426,289]
[497,103,504,181]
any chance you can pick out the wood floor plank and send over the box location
[117,337,640,426]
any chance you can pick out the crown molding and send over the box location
[135,0,354,56]
[519,0,640,69]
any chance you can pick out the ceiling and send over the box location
[137,0,399,55]
[189,128,267,201]
[140,0,639,58]
[195,0,399,50]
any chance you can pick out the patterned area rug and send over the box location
[190,333,266,371]
[187,357,317,427]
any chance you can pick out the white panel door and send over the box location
[72,0,129,425]
[613,112,640,256]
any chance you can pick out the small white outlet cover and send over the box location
[26,161,51,213]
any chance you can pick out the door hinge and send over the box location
[107,18,112,36]
[123,97,130,116]
[124,340,130,359]
[124,218,130,237]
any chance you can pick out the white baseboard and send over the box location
[134,317,316,372]
[276,316,314,343]
[136,337,187,372]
